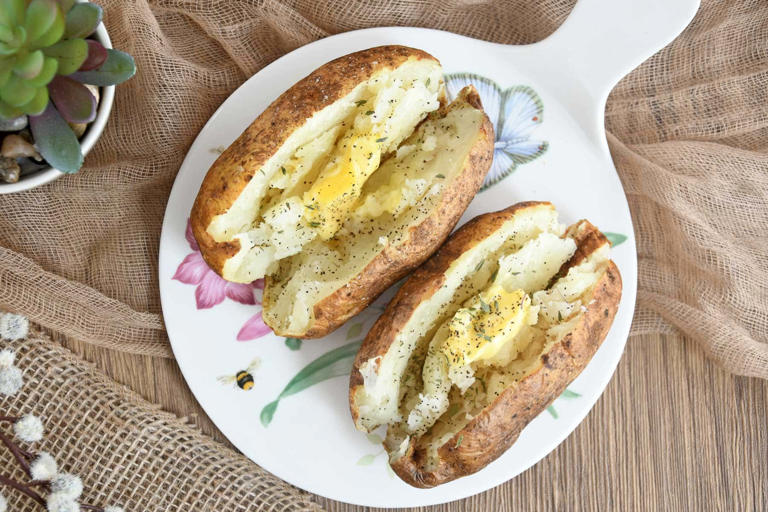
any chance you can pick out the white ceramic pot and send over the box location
[0,22,116,194]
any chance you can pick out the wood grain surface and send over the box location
[56,329,767,511]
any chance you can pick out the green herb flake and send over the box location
[435,173,445,179]
[490,268,499,281]
[426,77,431,86]
[479,299,490,313]
[474,259,484,272]
[355,99,367,106]
[281,166,286,175]
[455,434,463,448]
[557,311,563,322]
[365,110,375,116]
[309,221,321,228]
[376,137,388,143]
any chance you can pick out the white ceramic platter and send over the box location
[159,0,698,507]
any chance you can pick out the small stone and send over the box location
[0,115,28,132]
[18,157,49,176]
[2,134,41,160]
[0,156,20,183]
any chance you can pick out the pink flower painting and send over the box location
[173,219,272,341]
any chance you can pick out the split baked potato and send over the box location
[191,45,494,338]
[349,201,622,487]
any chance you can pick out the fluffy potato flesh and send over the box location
[206,59,444,283]
[262,89,490,335]
[351,205,613,470]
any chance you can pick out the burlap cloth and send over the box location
[0,0,766,509]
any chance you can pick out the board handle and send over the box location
[524,0,699,108]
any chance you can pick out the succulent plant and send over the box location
[0,0,135,173]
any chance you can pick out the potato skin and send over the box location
[349,204,623,488]
[349,202,553,426]
[190,45,439,277]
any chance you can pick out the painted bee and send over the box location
[217,358,261,391]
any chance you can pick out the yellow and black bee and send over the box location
[217,358,261,391]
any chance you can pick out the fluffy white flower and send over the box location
[30,451,58,480]
[0,312,29,341]
[50,473,83,499]
[0,491,7,512]
[14,414,44,442]
[0,349,14,368]
[104,507,125,512]
[0,365,22,396]
[46,492,80,512]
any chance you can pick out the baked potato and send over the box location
[191,45,494,338]
[349,201,622,487]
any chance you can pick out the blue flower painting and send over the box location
[445,73,548,191]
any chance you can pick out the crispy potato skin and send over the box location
[266,86,495,338]
[349,202,554,426]
[190,45,439,276]
[349,204,623,487]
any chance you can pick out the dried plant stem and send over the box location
[17,445,35,459]
[0,429,30,474]
[80,504,105,511]
[0,473,46,506]
[0,416,18,422]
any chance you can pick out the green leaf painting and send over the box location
[366,433,383,444]
[260,340,362,427]
[346,322,363,340]
[605,232,628,247]
[356,454,376,466]
[546,388,580,419]
[284,337,302,351]
[560,388,581,399]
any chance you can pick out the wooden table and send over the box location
[58,330,767,511]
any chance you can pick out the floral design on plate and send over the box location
[173,219,272,341]
[445,73,548,191]
[217,358,262,391]
[356,432,395,478]
[259,315,374,427]
[546,388,581,419]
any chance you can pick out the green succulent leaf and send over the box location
[29,102,83,173]
[18,83,47,115]
[70,48,135,86]
[42,37,86,74]
[0,57,14,87]
[13,48,43,79]
[0,0,25,28]
[64,2,101,39]
[0,73,35,106]
[78,38,106,70]
[28,6,64,49]
[25,55,56,86]
[48,74,94,123]
[56,0,75,13]
[0,24,14,43]
[24,0,60,43]
[0,98,21,118]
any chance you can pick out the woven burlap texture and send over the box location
[0,331,320,511]
[0,1,765,373]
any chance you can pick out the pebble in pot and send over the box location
[0,133,43,183]
[0,116,27,132]
[0,157,20,184]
